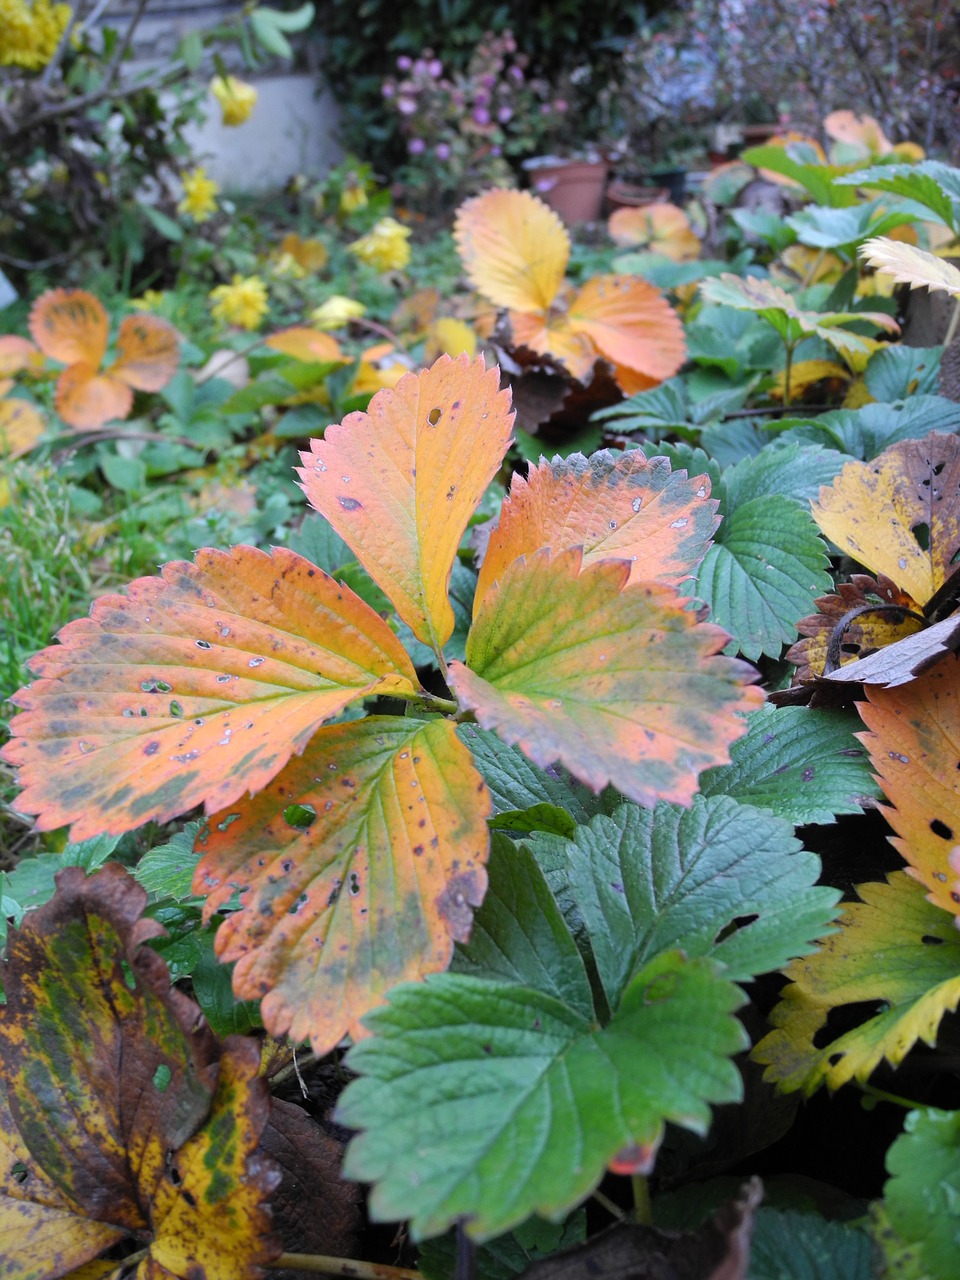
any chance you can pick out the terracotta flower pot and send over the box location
[524,157,609,225]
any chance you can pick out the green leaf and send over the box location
[864,344,942,401]
[731,208,798,254]
[0,835,121,946]
[258,2,314,31]
[750,1209,876,1280]
[451,835,595,1018]
[488,804,577,839]
[880,1107,960,1280]
[686,307,782,381]
[722,443,844,510]
[611,255,733,289]
[190,943,262,1038]
[699,705,882,824]
[287,512,352,575]
[836,162,960,234]
[339,952,744,1241]
[755,872,960,1093]
[741,145,856,207]
[527,797,838,1002]
[250,8,293,57]
[140,203,184,242]
[777,395,960,459]
[134,822,203,902]
[457,723,612,823]
[695,495,832,661]
[786,200,920,251]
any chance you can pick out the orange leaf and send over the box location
[54,363,133,430]
[475,448,718,612]
[454,188,569,312]
[0,336,44,376]
[297,354,514,650]
[28,289,109,367]
[607,204,700,261]
[108,313,180,391]
[449,547,762,808]
[195,715,491,1054]
[824,109,892,155]
[265,327,346,364]
[858,655,960,919]
[0,397,45,458]
[1,546,419,840]
[508,307,597,381]
[566,275,687,390]
[811,434,960,606]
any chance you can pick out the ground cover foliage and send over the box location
[5,117,960,1278]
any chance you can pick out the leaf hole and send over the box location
[120,960,137,991]
[153,1064,172,1092]
[168,1162,183,1187]
[930,818,953,840]
[427,406,442,425]
[812,1001,886,1050]
[169,701,183,717]
[912,522,930,551]
[922,934,946,946]
[10,1161,28,1185]
[283,803,317,830]
[348,871,361,895]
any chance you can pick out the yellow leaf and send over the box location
[454,188,569,313]
[860,236,960,298]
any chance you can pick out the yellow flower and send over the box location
[210,75,258,127]
[311,296,367,330]
[209,275,270,331]
[0,0,71,70]
[271,253,306,280]
[348,217,412,273]
[177,167,219,223]
[424,317,476,362]
[131,290,165,311]
[340,185,368,215]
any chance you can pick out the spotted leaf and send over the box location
[475,448,717,612]
[194,715,491,1055]
[297,354,514,651]
[1,546,419,840]
[449,547,762,809]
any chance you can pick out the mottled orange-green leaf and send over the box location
[858,654,960,918]
[109,314,180,393]
[143,1037,279,1279]
[566,275,688,390]
[475,448,717,613]
[0,864,279,1279]
[0,335,44,377]
[787,573,924,683]
[755,872,960,1093]
[811,434,960,606]
[194,715,491,1055]
[454,188,569,313]
[297,354,514,650]
[449,547,762,808]
[29,290,108,368]
[0,396,45,458]
[1,546,418,840]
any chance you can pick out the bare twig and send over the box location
[105,0,151,89]
[40,0,84,87]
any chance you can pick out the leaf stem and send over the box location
[269,1254,421,1278]
[592,1187,626,1220]
[860,1083,924,1111]
[632,1173,652,1225]
[416,691,459,715]
[782,340,795,408]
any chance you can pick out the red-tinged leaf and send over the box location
[566,275,687,388]
[1,546,419,840]
[0,864,280,1279]
[475,448,718,612]
[108,314,180,392]
[297,354,514,650]
[194,715,491,1055]
[28,289,108,368]
[449,547,762,808]
[858,654,960,919]
[787,573,923,683]
[54,362,134,430]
